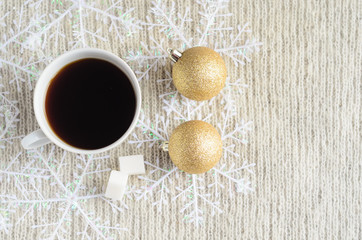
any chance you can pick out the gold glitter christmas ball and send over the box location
[168,120,222,174]
[171,47,227,101]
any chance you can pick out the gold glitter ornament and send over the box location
[168,120,222,174]
[168,47,227,101]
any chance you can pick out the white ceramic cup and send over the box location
[21,48,141,154]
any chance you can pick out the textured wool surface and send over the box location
[0,0,361,239]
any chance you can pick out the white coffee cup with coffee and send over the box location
[21,48,141,154]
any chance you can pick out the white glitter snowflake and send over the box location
[126,0,262,80]
[1,0,143,237]
[69,0,142,49]
[127,0,260,225]
[0,147,134,239]
[130,86,255,224]
[0,85,21,149]
[0,0,142,91]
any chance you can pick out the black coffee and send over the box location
[45,58,136,150]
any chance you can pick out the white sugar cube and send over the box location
[105,170,128,200]
[118,155,145,175]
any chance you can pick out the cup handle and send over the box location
[21,129,52,149]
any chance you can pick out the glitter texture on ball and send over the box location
[168,120,223,174]
[172,47,227,101]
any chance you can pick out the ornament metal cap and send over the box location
[167,48,182,63]
[161,141,169,151]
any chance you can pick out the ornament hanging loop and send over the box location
[167,48,182,63]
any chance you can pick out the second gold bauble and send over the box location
[168,120,222,174]
[171,47,227,101]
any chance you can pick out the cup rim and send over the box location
[34,48,141,154]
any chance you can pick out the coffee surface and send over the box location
[45,58,136,149]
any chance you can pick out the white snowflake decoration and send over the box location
[130,86,255,224]
[127,0,260,225]
[0,147,133,239]
[0,0,142,91]
[126,0,262,76]
[1,0,143,238]
[69,0,142,49]
[0,85,21,148]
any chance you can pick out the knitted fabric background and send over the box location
[0,0,361,239]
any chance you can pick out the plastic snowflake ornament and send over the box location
[127,0,260,225]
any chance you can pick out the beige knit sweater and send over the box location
[0,0,360,239]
